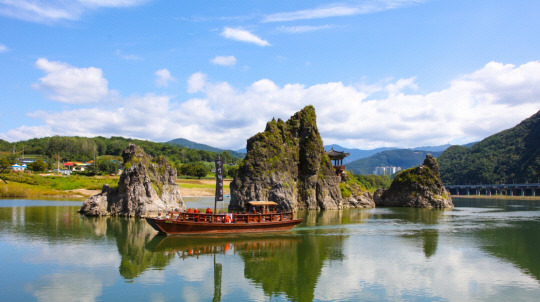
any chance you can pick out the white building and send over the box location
[373,166,402,176]
[11,164,27,171]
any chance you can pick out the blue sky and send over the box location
[1,0,540,150]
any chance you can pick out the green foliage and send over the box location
[98,160,120,175]
[2,173,118,190]
[0,157,11,172]
[355,174,392,191]
[226,165,239,178]
[179,162,210,179]
[27,159,48,172]
[339,182,352,198]
[439,110,540,184]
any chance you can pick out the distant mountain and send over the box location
[346,149,444,175]
[236,148,247,154]
[412,144,451,152]
[324,144,397,164]
[167,138,245,158]
[438,110,540,185]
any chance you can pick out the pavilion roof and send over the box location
[326,148,350,159]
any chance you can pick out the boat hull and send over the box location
[146,217,303,235]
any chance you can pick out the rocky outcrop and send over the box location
[79,144,185,217]
[374,154,453,208]
[229,106,344,211]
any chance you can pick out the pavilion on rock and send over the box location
[326,148,350,176]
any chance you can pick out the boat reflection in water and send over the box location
[144,231,347,302]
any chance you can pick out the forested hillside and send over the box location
[438,110,540,185]
[346,149,443,175]
[0,136,241,164]
[0,139,10,151]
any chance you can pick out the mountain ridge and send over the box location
[166,138,245,158]
[438,109,540,185]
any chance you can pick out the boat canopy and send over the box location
[247,201,278,206]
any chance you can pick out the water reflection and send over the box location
[144,224,347,302]
[2,199,540,301]
[391,208,446,258]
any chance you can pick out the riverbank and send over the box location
[452,195,540,200]
[0,174,231,199]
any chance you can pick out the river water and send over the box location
[1,197,540,301]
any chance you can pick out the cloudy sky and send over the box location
[1,0,539,150]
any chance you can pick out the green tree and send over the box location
[98,160,119,175]
[226,165,239,178]
[0,157,11,183]
[180,163,194,178]
[193,163,209,179]
[27,159,48,172]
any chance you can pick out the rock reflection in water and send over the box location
[82,216,176,281]
[395,208,446,258]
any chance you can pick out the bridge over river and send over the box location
[445,183,540,197]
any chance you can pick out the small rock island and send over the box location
[79,144,185,217]
[374,154,453,208]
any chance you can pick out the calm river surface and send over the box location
[1,197,540,301]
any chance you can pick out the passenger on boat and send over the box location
[187,208,193,213]
[206,208,212,214]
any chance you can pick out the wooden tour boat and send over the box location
[146,201,303,235]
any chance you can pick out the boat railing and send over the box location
[161,211,295,223]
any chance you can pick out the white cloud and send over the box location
[33,58,109,104]
[263,5,359,23]
[277,25,334,34]
[221,27,270,47]
[78,0,149,8]
[211,55,237,66]
[187,72,207,93]
[155,68,176,87]
[0,0,149,23]
[2,61,540,150]
[262,1,427,23]
[0,43,8,52]
[115,49,142,60]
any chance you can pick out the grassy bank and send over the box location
[0,173,118,199]
[0,172,230,199]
